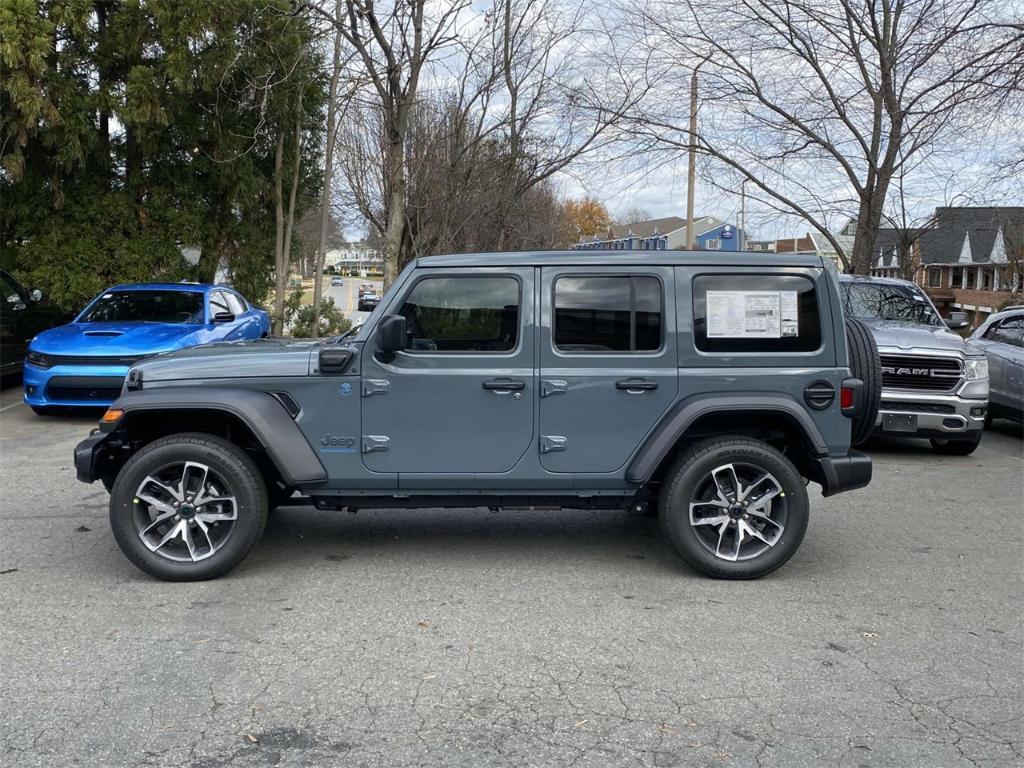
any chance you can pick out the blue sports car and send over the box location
[24,283,270,412]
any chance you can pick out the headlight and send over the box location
[25,350,52,369]
[964,357,988,381]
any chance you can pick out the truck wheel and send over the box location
[930,432,982,456]
[108,433,268,581]
[844,317,881,446]
[659,437,809,579]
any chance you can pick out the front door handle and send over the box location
[615,378,658,393]
[482,378,525,392]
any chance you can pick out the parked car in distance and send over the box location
[0,269,70,378]
[357,293,381,312]
[24,283,270,413]
[330,276,344,287]
[838,275,989,455]
[76,249,877,581]
[358,283,376,298]
[970,307,1024,424]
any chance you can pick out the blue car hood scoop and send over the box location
[83,330,124,337]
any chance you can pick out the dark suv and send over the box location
[75,251,877,581]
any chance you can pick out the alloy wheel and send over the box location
[688,462,788,562]
[132,461,238,563]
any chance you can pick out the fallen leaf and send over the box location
[245,733,258,744]
[422,673,436,681]
[417,621,429,630]
[861,632,879,639]
[574,719,588,728]
[658,726,677,735]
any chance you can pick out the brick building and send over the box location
[906,207,1023,326]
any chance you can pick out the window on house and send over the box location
[951,267,963,288]
[554,275,663,352]
[982,269,993,291]
[398,275,520,352]
[928,268,941,287]
[705,239,721,250]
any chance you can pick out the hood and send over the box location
[857,318,979,355]
[31,322,200,356]
[132,337,317,382]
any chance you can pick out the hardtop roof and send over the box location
[416,249,824,269]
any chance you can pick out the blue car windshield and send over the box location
[80,291,205,323]
[840,283,941,326]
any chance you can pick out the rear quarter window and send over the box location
[692,274,821,353]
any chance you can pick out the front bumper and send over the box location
[812,450,872,497]
[74,430,109,483]
[23,362,128,408]
[875,389,986,439]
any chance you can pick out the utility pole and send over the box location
[686,67,698,249]
[739,179,747,251]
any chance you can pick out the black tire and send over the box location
[659,436,809,579]
[930,432,982,456]
[109,433,268,581]
[844,317,881,447]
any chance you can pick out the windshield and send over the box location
[841,282,941,326]
[79,291,205,323]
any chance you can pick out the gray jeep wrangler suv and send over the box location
[75,251,876,581]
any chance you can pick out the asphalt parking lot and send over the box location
[0,384,1021,768]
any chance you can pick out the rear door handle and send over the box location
[482,378,525,392]
[616,379,658,392]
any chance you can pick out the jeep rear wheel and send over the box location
[659,437,809,579]
[109,433,268,581]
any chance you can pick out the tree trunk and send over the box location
[272,131,288,335]
[381,139,406,288]
[849,178,892,275]
[310,10,344,337]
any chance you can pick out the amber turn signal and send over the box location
[101,409,124,423]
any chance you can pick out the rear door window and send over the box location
[553,275,663,352]
[692,274,821,353]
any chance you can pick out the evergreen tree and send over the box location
[0,0,325,310]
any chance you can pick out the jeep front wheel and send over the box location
[109,433,268,581]
[659,437,809,579]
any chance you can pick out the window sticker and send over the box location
[707,290,800,338]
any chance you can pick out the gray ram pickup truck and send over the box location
[75,251,877,581]
[838,275,989,455]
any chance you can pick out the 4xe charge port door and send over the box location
[538,268,678,473]
[360,268,536,477]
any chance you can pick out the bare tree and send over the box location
[626,0,1023,273]
[310,0,469,286]
[330,0,641,273]
[309,0,352,336]
[615,206,652,226]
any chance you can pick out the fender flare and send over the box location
[108,387,327,485]
[625,394,829,484]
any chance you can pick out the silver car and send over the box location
[970,308,1024,424]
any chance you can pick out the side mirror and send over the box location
[945,311,969,330]
[29,288,43,302]
[376,314,407,359]
[212,311,235,324]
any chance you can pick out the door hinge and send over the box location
[362,379,390,397]
[540,379,567,398]
[362,435,390,453]
[539,435,568,453]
